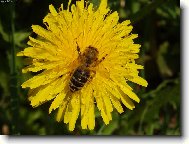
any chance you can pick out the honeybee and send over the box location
[69,44,107,92]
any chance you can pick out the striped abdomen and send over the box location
[69,67,90,92]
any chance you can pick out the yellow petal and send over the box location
[99,0,108,14]
[118,87,136,110]
[49,4,58,16]
[95,83,111,124]
[129,76,148,87]
[67,0,72,11]
[29,76,67,107]
[119,85,140,103]
[69,94,80,131]
[49,91,67,113]
[64,101,72,124]
[17,47,57,61]
[88,101,95,130]
[81,103,88,129]
[56,99,69,122]
[109,94,124,113]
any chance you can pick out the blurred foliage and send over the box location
[0,0,180,135]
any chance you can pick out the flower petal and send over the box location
[69,93,80,131]
[49,91,67,114]
[49,4,58,16]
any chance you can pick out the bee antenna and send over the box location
[74,32,83,42]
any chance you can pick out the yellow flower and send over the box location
[17,0,148,131]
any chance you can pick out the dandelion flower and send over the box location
[17,0,148,131]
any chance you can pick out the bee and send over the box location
[69,44,107,92]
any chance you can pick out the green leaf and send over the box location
[121,78,180,135]
[97,112,119,135]
[0,20,9,42]
[128,0,165,24]
[14,32,31,47]
[0,20,30,47]
[156,41,173,77]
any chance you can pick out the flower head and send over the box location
[17,0,148,131]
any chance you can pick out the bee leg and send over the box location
[76,41,82,56]
[94,54,108,66]
[100,54,108,62]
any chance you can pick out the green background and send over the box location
[0,0,180,135]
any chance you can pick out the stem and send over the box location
[10,0,20,135]
[97,124,106,135]
[138,105,148,134]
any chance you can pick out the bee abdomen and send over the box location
[69,68,90,92]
